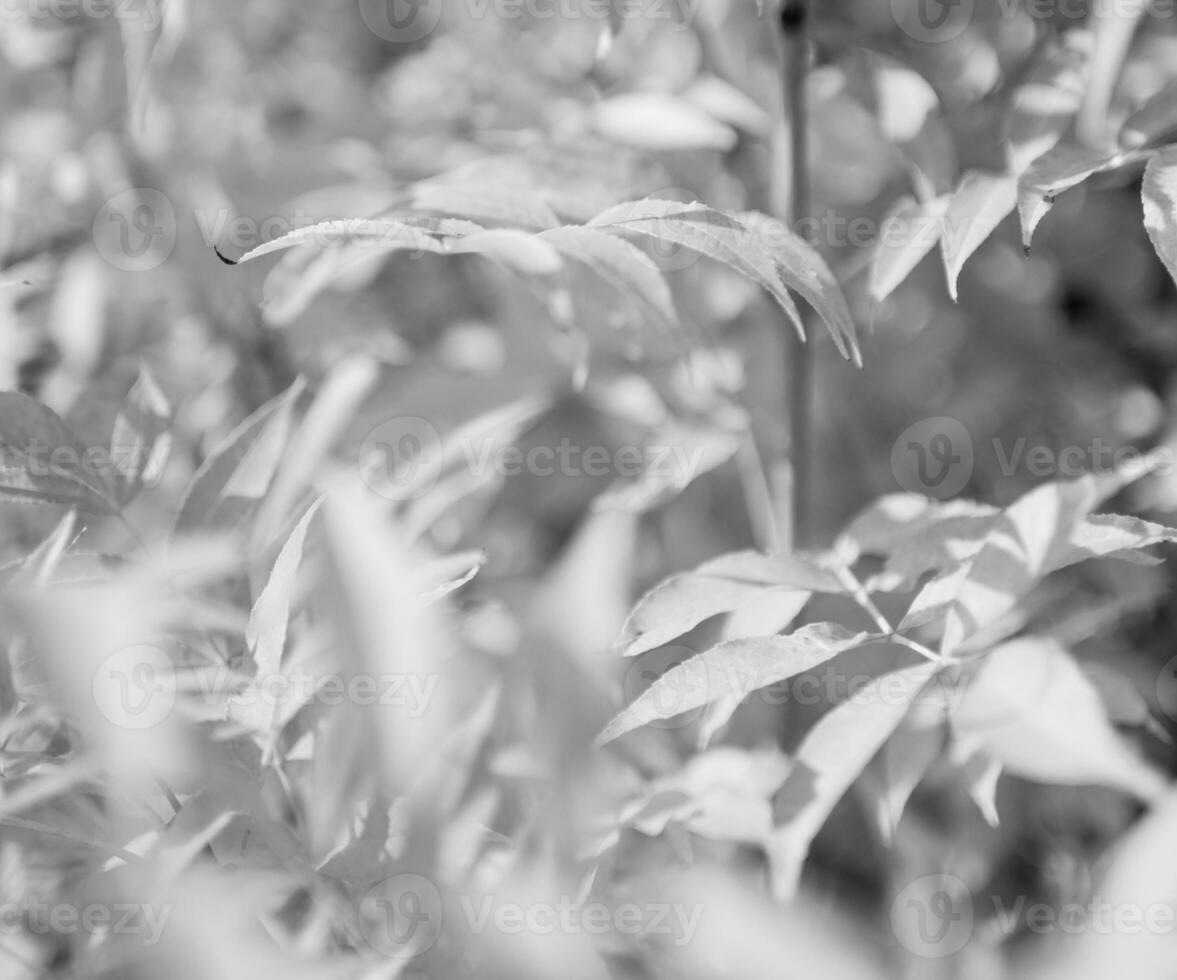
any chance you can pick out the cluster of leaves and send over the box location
[603,454,1177,901]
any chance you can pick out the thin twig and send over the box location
[776,0,814,550]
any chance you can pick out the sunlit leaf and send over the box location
[940,170,1017,301]
[950,636,1165,800]
[616,550,843,657]
[868,194,949,304]
[767,660,940,899]
[1143,145,1177,289]
[1018,143,1144,252]
[599,624,872,743]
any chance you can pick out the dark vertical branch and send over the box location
[776,0,813,550]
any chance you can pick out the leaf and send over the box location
[444,229,564,276]
[413,549,485,604]
[589,200,804,340]
[938,459,1164,655]
[591,200,859,362]
[950,637,1165,801]
[0,391,118,513]
[538,225,679,331]
[868,194,949,304]
[592,92,738,152]
[867,676,954,842]
[598,623,871,743]
[109,366,172,507]
[246,500,321,683]
[222,219,446,266]
[940,170,1017,301]
[837,494,996,564]
[1018,143,1144,253]
[1143,145,1177,289]
[766,660,941,900]
[1120,80,1177,149]
[616,550,844,657]
[738,210,861,364]
[173,380,304,537]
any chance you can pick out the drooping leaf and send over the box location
[950,636,1165,801]
[598,624,872,743]
[589,200,805,339]
[1143,145,1177,288]
[109,366,172,507]
[1018,143,1145,252]
[0,391,118,513]
[767,660,940,900]
[538,225,679,331]
[173,380,304,537]
[868,194,949,304]
[738,210,861,364]
[616,550,844,657]
[940,170,1017,301]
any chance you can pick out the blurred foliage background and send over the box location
[4,0,1177,978]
